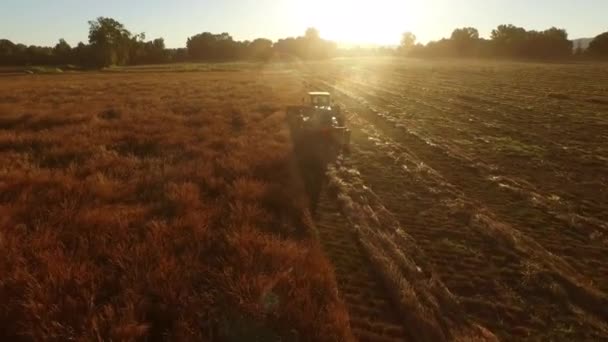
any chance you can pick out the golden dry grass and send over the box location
[0,69,352,341]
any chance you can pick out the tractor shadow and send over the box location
[291,132,339,214]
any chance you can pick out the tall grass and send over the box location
[0,71,352,341]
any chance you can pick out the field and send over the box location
[1,58,607,341]
[0,67,352,341]
[307,58,608,341]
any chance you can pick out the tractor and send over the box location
[286,92,351,158]
[287,92,351,213]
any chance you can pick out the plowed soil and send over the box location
[299,59,608,341]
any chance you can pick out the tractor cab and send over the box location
[308,92,332,110]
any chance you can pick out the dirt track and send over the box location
[299,60,608,341]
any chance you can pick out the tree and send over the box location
[491,24,528,56]
[88,17,133,67]
[451,27,479,41]
[305,27,320,40]
[399,32,417,53]
[167,48,189,63]
[249,38,273,60]
[303,28,336,59]
[0,39,16,65]
[53,39,72,64]
[149,38,168,63]
[489,25,572,59]
[128,32,147,64]
[274,37,298,57]
[25,45,54,65]
[450,27,480,56]
[187,32,241,60]
[588,31,608,58]
[73,42,93,67]
[526,27,572,59]
[491,24,527,41]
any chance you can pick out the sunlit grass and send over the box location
[0,69,352,341]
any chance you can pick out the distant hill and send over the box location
[572,38,594,50]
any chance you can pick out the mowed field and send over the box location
[304,58,608,340]
[0,58,607,341]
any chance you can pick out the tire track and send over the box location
[315,193,410,342]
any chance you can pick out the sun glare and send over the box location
[297,0,419,45]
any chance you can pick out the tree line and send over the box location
[2,18,608,68]
[399,25,608,59]
[0,17,336,67]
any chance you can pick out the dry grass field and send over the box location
[1,58,607,341]
[0,67,352,341]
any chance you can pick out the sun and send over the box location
[296,0,419,45]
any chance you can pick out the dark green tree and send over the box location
[88,17,133,67]
[588,31,608,57]
[53,39,72,64]
[0,39,16,64]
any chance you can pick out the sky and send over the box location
[1,0,607,48]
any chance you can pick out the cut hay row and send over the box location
[314,191,409,341]
[326,160,497,342]
[306,65,608,340]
